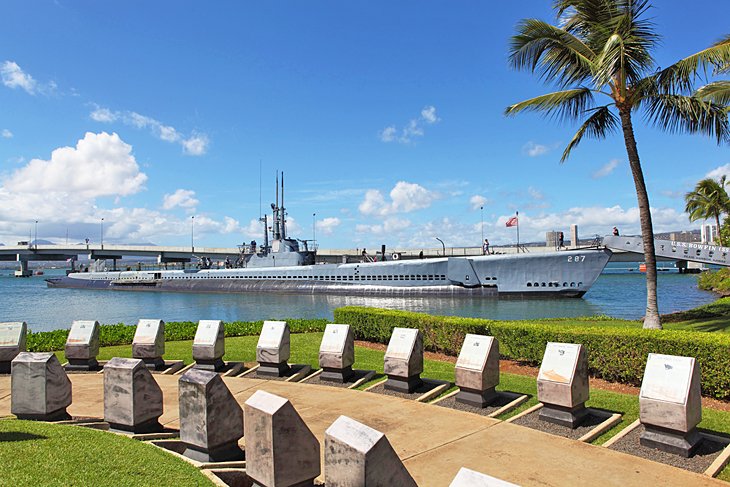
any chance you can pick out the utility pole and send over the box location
[100,218,104,249]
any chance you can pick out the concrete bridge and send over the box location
[1,236,716,277]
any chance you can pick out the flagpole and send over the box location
[516,211,520,251]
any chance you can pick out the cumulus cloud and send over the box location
[316,217,341,236]
[0,133,242,245]
[469,195,488,210]
[1,61,56,96]
[706,163,730,181]
[522,141,549,157]
[359,181,438,216]
[163,189,199,210]
[89,105,209,156]
[2,129,12,139]
[593,159,620,179]
[4,132,147,198]
[379,105,440,144]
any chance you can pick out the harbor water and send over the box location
[0,266,717,333]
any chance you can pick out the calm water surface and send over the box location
[0,268,717,332]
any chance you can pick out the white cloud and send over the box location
[523,141,549,157]
[593,159,620,179]
[706,163,730,181]
[379,126,397,143]
[316,217,341,236]
[4,132,147,198]
[359,181,438,216]
[528,187,544,200]
[90,105,209,156]
[1,129,12,139]
[421,105,439,124]
[182,133,209,156]
[1,61,56,96]
[469,195,488,210]
[379,105,440,144]
[90,108,118,123]
[356,217,411,236]
[163,189,199,210]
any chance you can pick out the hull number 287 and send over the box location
[567,255,586,263]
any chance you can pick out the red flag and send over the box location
[505,216,518,227]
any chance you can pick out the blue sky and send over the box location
[0,1,727,249]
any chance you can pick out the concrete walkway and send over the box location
[0,374,724,486]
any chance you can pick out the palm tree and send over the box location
[685,176,730,246]
[505,0,729,329]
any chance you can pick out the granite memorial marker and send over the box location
[318,324,355,383]
[0,321,26,373]
[11,352,72,421]
[104,357,164,433]
[537,342,589,428]
[132,319,166,370]
[449,467,520,487]
[244,390,320,487]
[178,368,244,462]
[383,327,423,393]
[324,415,417,487]
[455,334,500,407]
[65,320,100,371]
[639,353,703,457]
[192,320,225,372]
[256,320,291,377]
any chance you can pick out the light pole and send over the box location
[435,237,445,256]
[191,215,195,254]
[100,218,104,249]
[34,220,38,250]
[480,206,484,245]
[312,213,316,247]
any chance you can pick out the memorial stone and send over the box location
[178,368,244,462]
[537,342,589,428]
[256,320,291,377]
[639,353,703,457]
[132,319,165,370]
[455,334,500,407]
[324,415,417,487]
[192,320,225,372]
[318,324,355,383]
[449,467,520,487]
[104,357,163,433]
[244,390,320,487]
[383,327,423,393]
[0,321,27,373]
[11,352,72,421]
[65,320,100,371]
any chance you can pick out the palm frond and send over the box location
[684,178,730,222]
[509,19,596,87]
[505,88,595,122]
[655,34,730,93]
[644,94,730,144]
[695,81,730,106]
[561,105,619,162]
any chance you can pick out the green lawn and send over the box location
[0,419,212,486]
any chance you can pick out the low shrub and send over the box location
[26,318,328,353]
[333,306,730,400]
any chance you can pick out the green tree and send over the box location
[505,0,729,329]
[685,177,730,246]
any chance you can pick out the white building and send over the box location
[700,224,718,244]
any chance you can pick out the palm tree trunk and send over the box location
[715,214,724,246]
[618,108,662,329]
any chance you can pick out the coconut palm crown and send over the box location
[505,0,730,329]
[685,177,730,246]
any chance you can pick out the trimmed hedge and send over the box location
[26,319,328,353]
[333,306,730,400]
